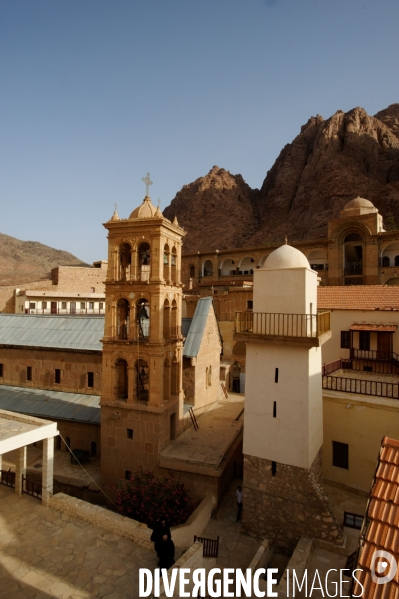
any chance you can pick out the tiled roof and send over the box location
[353,437,399,598]
[318,286,399,311]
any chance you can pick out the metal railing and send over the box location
[22,476,42,499]
[350,349,399,363]
[27,308,105,316]
[194,535,219,558]
[322,359,343,376]
[323,375,399,399]
[235,311,330,338]
[0,469,15,488]
[344,262,362,275]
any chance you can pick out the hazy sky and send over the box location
[1,0,398,263]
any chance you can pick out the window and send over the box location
[271,461,277,476]
[273,402,276,418]
[80,302,86,309]
[275,368,279,383]
[332,441,349,469]
[89,302,94,309]
[0,364,3,377]
[61,302,67,309]
[27,366,32,381]
[99,303,104,310]
[87,372,94,388]
[42,301,47,309]
[127,428,133,439]
[247,301,253,310]
[91,287,95,292]
[344,512,363,530]
[395,256,399,267]
[359,331,370,351]
[382,256,390,267]
[29,303,36,309]
[55,369,61,384]
[341,331,351,349]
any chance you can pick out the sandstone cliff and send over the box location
[164,104,399,252]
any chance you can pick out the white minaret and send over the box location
[238,244,341,550]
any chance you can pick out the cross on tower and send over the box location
[113,202,118,211]
[141,173,153,196]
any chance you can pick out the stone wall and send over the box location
[0,346,102,395]
[170,497,215,548]
[242,451,342,552]
[51,263,107,293]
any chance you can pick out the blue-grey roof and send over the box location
[183,297,218,358]
[0,314,104,352]
[0,385,100,424]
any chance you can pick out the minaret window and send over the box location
[135,359,149,401]
[118,243,131,281]
[136,298,150,339]
[138,242,151,282]
[117,298,130,340]
[115,359,128,401]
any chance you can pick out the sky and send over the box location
[1,0,398,264]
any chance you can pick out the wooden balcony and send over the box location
[234,311,331,347]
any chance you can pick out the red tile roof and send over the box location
[353,437,399,598]
[318,286,399,311]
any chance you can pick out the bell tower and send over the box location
[100,183,186,483]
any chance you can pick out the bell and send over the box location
[138,305,149,320]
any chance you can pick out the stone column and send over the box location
[15,446,26,496]
[42,437,54,506]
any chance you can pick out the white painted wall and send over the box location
[254,268,317,316]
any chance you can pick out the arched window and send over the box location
[395,256,399,267]
[118,243,131,281]
[136,298,150,339]
[163,299,170,340]
[116,298,130,340]
[163,244,170,280]
[189,265,195,278]
[115,359,128,401]
[163,359,170,402]
[171,300,178,338]
[138,242,151,281]
[90,441,97,457]
[203,260,213,277]
[344,233,362,242]
[171,248,177,282]
[382,256,390,267]
[135,359,149,401]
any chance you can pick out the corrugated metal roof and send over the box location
[0,385,100,424]
[0,314,104,352]
[183,297,214,358]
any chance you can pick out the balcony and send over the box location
[234,311,331,347]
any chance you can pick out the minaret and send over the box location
[236,244,342,551]
[100,182,186,483]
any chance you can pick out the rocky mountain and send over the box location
[164,104,399,253]
[0,233,87,286]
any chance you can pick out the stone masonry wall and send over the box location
[243,450,342,552]
[52,264,107,293]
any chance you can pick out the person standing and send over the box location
[151,519,170,557]
[157,533,175,570]
[236,485,243,522]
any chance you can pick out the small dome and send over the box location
[343,197,374,210]
[110,208,120,221]
[262,244,310,270]
[129,196,158,219]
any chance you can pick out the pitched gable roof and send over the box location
[183,297,220,358]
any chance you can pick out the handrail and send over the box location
[235,311,330,338]
[350,348,399,363]
[323,375,399,399]
[194,535,219,558]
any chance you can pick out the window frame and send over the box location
[332,441,349,469]
[341,331,351,349]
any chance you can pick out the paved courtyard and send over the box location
[0,485,157,599]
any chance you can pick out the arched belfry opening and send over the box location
[135,358,149,402]
[171,247,177,282]
[116,298,130,340]
[344,232,363,276]
[138,242,151,281]
[136,298,150,339]
[171,299,178,338]
[115,358,128,401]
[163,244,170,281]
[163,299,170,340]
[118,243,131,281]
[163,358,170,402]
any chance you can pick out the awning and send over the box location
[349,324,398,332]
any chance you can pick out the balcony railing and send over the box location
[344,262,362,275]
[350,348,399,363]
[235,311,330,339]
[27,308,105,316]
[323,375,399,399]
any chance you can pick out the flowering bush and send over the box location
[115,468,195,528]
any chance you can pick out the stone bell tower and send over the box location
[100,180,186,483]
[235,244,342,551]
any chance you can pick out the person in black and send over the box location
[156,534,175,570]
[151,519,171,557]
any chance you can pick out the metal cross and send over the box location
[141,173,153,196]
[113,202,118,211]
